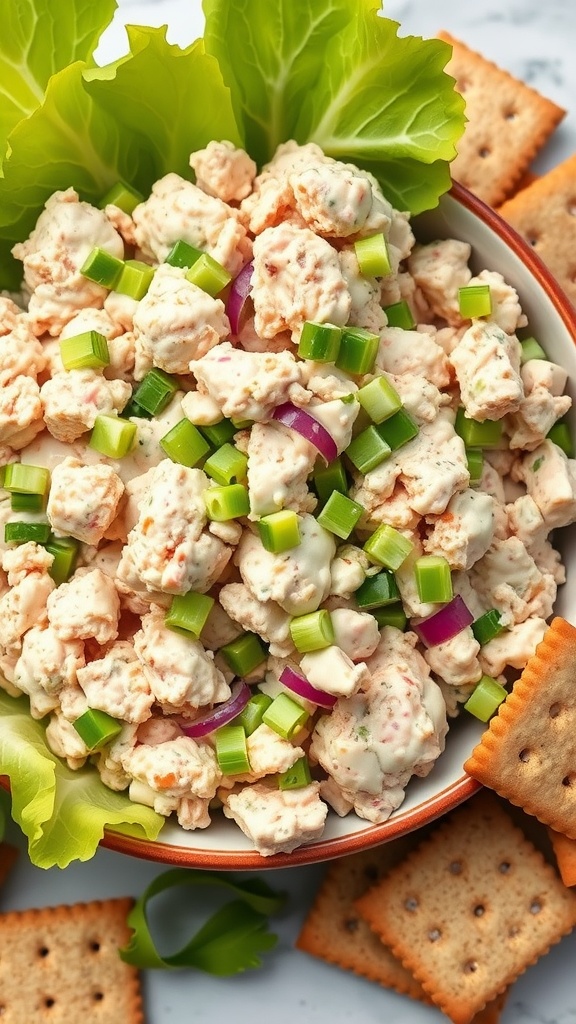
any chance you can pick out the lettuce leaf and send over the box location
[0,691,164,869]
[204,0,465,213]
[0,25,241,289]
[0,0,117,167]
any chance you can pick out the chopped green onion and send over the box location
[313,458,348,505]
[376,408,419,451]
[4,521,51,544]
[364,524,413,571]
[204,484,249,521]
[278,756,312,790]
[357,376,403,424]
[354,233,392,277]
[123,398,151,420]
[185,253,231,296]
[335,326,380,375]
[235,693,273,736]
[471,609,505,646]
[455,408,502,449]
[203,443,248,486]
[89,415,137,459]
[346,426,392,474]
[165,592,215,638]
[414,555,453,604]
[59,330,110,371]
[199,419,237,447]
[115,259,155,300]
[160,419,210,468]
[98,180,143,214]
[297,321,342,362]
[547,420,574,457]
[215,724,250,775]
[520,336,547,363]
[373,602,408,630]
[10,491,45,513]
[44,536,79,586]
[4,463,50,496]
[383,300,416,330]
[164,240,203,269]
[80,247,124,289]
[132,368,179,416]
[464,674,507,722]
[73,708,123,750]
[258,510,301,553]
[317,491,363,540]
[355,570,400,610]
[458,284,492,318]
[466,448,484,485]
[262,692,309,740]
[290,609,335,653]
[220,633,267,677]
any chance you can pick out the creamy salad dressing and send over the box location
[0,139,575,857]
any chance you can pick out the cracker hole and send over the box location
[526,234,539,248]
[499,861,511,873]
[343,917,359,933]
[89,940,101,953]
[562,774,574,787]
[530,899,542,915]
[504,109,517,121]
[404,896,419,912]
[508,924,521,938]
[428,927,442,942]
[463,960,478,974]
[38,946,49,958]
[363,864,378,883]
[549,702,562,719]
[519,748,531,762]
[44,997,55,1009]
[93,992,104,1002]
[478,146,491,159]
[473,904,485,917]
[448,860,462,875]
[567,200,576,216]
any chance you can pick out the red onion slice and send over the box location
[280,665,337,709]
[180,681,251,738]
[273,402,338,463]
[226,261,254,334]
[412,595,474,649]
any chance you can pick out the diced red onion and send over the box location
[280,665,337,709]
[412,595,474,649]
[180,681,251,738]
[226,261,253,334]
[273,402,338,463]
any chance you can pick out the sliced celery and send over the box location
[290,610,334,653]
[258,510,301,553]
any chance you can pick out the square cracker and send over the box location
[0,897,144,1024]
[355,791,576,1024]
[464,617,576,838]
[438,31,565,207]
[297,835,509,1023]
[498,155,576,307]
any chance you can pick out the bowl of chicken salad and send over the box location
[1,0,576,871]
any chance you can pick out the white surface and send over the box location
[5,2,576,1023]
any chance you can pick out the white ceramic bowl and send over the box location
[94,181,576,869]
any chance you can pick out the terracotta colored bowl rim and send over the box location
[6,182,576,870]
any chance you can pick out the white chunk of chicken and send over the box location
[47,567,120,644]
[0,375,44,449]
[479,617,548,676]
[449,321,523,422]
[222,782,328,857]
[219,583,294,658]
[470,537,556,627]
[122,736,222,801]
[511,440,576,531]
[76,641,154,724]
[40,370,131,443]
[423,489,496,570]
[407,239,472,325]
[424,628,483,688]
[12,188,124,336]
[329,608,380,661]
[300,645,369,698]
[0,319,46,384]
[246,421,316,517]
[0,542,55,651]
[13,624,84,719]
[467,270,527,335]
[47,457,124,545]
[375,327,450,389]
[189,140,257,202]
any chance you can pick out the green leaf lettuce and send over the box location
[0,691,164,869]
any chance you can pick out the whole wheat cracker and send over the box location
[464,617,576,838]
[296,835,509,1023]
[0,897,144,1024]
[498,155,576,306]
[548,828,576,887]
[355,790,576,1024]
[438,31,565,207]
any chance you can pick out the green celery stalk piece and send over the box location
[204,0,465,213]
[119,867,286,973]
[0,0,116,170]
[0,691,164,869]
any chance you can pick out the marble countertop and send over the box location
[5,3,576,1023]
